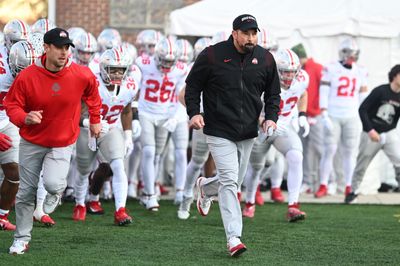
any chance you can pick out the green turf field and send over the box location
[1,200,400,265]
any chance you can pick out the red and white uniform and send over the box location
[74,70,140,210]
[136,55,187,120]
[0,45,20,163]
[246,70,309,206]
[321,61,367,118]
[318,61,367,189]
[135,54,187,200]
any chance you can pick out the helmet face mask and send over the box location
[4,19,31,52]
[154,38,177,73]
[339,38,360,65]
[176,39,194,63]
[100,48,130,87]
[9,40,38,77]
[275,48,300,89]
[136,29,163,56]
[73,32,98,66]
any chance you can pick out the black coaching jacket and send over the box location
[185,35,281,142]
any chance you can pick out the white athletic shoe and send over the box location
[9,240,29,255]
[177,196,193,220]
[140,195,159,211]
[227,237,247,257]
[43,193,61,214]
[327,182,337,195]
[127,183,137,199]
[196,177,212,216]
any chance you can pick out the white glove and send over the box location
[163,118,178,132]
[298,115,310,137]
[87,127,97,151]
[321,111,333,131]
[132,120,141,141]
[258,126,275,142]
[83,118,98,151]
[124,130,134,158]
[100,120,109,134]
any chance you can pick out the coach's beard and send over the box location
[243,43,255,54]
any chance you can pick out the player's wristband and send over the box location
[132,111,139,120]
[299,112,307,117]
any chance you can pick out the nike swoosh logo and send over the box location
[224,59,232,63]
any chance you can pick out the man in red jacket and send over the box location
[4,28,102,255]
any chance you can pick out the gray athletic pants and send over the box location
[14,138,73,242]
[202,135,254,241]
[352,129,400,193]
[302,115,323,191]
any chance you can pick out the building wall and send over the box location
[56,0,200,44]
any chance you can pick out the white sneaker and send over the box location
[227,237,247,257]
[174,190,184,205]
[127,183,137,199]
[43,193,61,214]
[9,240,29,255]
[177,196,193,220]
[196,177,212,216]
[140,194,160,211]
[327,182,337,195]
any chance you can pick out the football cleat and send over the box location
[33,212,55,227]
[72,205,86,221]
[271,187,285,203]
[345,186,352,196]
[87,201,105,215]
[9,240,29,255]
[344,192,358,204]
[43,193,62,214]
[314,184,328,198]
[227,237,247,257]
[287,203,306,222]
[242,202,255,218]
[196,177,212,216]
[114,207,132,226]
[0,213,16,231]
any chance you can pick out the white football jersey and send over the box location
[0,45,15,128]
[277,69,309,130]
[136,55,187,120]
[322,61,367,118]
[96,71,140,128]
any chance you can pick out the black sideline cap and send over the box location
[233,14,260,32]
[44,27,75,48]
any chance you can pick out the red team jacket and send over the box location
[303,58,323,117]
[4,55,102,147]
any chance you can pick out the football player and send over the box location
[243,48,309,221]
[315,38,368,198]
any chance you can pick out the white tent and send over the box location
[168,0,400,194]
[168,0,400,88]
